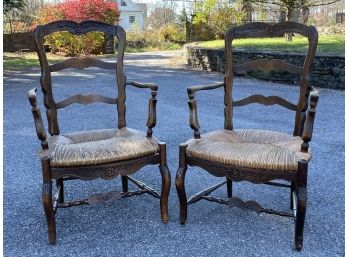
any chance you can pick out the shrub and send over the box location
[37,0,120,55]
[158,24,186,43]
[193,0,245,39]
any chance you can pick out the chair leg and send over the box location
[294,160,308,251]
[290,181,295,210]
[42,159,56,244]
[159,143,171,223]
[175,144,188,224]
[227,178,232,198]
[121,176,128,193]
[56,178,64,204]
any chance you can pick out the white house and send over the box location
[116,0,147,31]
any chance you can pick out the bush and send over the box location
[37,0,120,55]
[193,0,245,39]
[158,24,186,43]
[125,23,185,52]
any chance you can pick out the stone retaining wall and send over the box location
[4,32,36,52]
[4,32,113,53]
[184,45,345,90]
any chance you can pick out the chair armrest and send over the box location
[301,87,319,152]
[126,80,158,91]
[187,83,225,139]
[28,88,49,150]
[126,80,158,137]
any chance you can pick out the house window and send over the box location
[129,16,135,24]
[121,0,127,6]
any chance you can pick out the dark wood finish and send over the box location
[233,94,297,111]
[41,157,56,244]
[50,57,116,72]
[187,157,296,183]
[176,144,188,224]
[187,83,224,139]
[264,181,291,188]
[53,188,163,210]
[294,160,308,250]
[50,154,160,180]
[187,181,226,204]
[159,142,171,222]
[301,87,319,152]
[176,21,319,251]
[234,59,302,75]
[56,179,64,204]
[28,88,48,150]
[55,94,117,108]
[121,176,128,193]
[226,178,232,198]
[126,81,158,137]
[30,20,171,244]
[127,175,160,198]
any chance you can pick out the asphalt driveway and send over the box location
[3,51,344,256]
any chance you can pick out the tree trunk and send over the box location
[301,7,309,24]
[285,7,300,42]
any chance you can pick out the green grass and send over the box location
[125,42,182,53]
[3,42,182,71]
[3,52,65,71]
[197,34,344,55]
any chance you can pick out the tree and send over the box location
[245,0,342,23]
[147,7,176,29]
[146,0,178,29]
[244,0,341,40]
[193,0,245,39]
[3,0,24,14]
[37,0,120,55]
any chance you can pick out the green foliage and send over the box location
[197,34,345,55]
[3,0,24,14]
[126,27,182,52]
[126,20,186,52]
[37,0,119,56]
[4,52,65,70]
[45,32,105,56]
[193,0,245,39]
[158,24,186,43]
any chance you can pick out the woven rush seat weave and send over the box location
[44,128,159,168]
[186,129,311,172]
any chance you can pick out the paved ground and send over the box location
[4,51,344,257]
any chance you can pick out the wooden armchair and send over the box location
[29,20,171,244]
[176,22,319,250]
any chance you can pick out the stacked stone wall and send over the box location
[184,45,344,90]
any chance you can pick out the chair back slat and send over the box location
[233,95,297,111]
[42,20,117,37]
[34,20,126,136]
[50,57,116,72]
[55,94,117,109]
[224,22,318,136]
[234,59,302,75]
[232,21,310,39]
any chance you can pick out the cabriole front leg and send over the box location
[176,144,188,224]
[290,181,295,210]
[294,160,308,251]
[42,158,56,244]
[159,143,171,223]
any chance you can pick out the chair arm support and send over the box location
[126,80,158,91]
[28,88,49,150]
[301,87,319,152]
[187,83,225,139]
[126,80,158,137]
